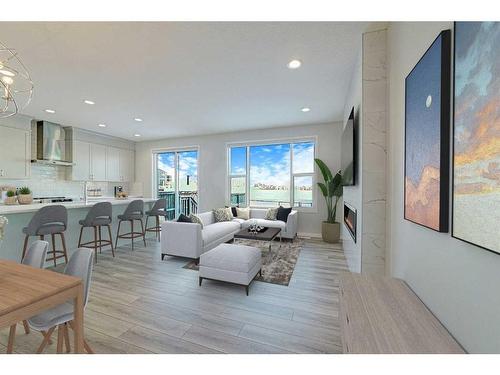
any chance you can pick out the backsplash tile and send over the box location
[0,164,128,201]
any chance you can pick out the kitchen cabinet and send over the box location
[71,141,134,182]
[0,125,30,179]
[106,146,121,182]
[119,148,135,183]
[71,140,91,181]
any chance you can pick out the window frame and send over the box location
[151,145,201,218]
[226,137,317,213]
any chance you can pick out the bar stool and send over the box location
[22,205,68,267]
[77,202,114,263]
[115,199,146,250]
[144,198,167,241]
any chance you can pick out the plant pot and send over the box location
[322,221,340,243]
[4,196,17,205]
[17,194,33,205]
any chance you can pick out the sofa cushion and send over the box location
[277,206,293,222]
[200,243,261,273]
[236,207,250,220]
[232,218,246,225]
[189,214,204,229]
[213,207,233,222]
[197,212,214,227]
[264,207,278,220]
[202,221,240,246]
[177,213,192,223]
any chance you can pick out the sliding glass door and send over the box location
[156,150,198,219]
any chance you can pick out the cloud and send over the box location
[293,143,314,173]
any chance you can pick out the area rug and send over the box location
[183,238,303,286]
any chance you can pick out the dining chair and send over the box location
[28,248,94,354]
[6,240,49,353]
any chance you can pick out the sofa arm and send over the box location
[161,221,203,259]
[283,211,298,239]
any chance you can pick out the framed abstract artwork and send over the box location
[404,30,451,232]
[453,22,500,254]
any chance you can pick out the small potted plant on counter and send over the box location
[4,190,17,205]
[315,158,343,243]
[17,186,33,205]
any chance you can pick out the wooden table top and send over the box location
[0,259,82,318]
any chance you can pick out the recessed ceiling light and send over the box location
[287,59,302,69]
[134,118,143,122]
[134,133,141,137]
[301,107,311,112]
[84,100,95,105]
[98,123,106,128]
[45,109,56,114]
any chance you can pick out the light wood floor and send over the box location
[1,237,348,354]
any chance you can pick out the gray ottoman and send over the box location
[199,243,262,295]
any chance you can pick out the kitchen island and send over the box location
[0,198,156,263]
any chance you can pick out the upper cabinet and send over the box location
[119,148,135,183]
[70,140,134,182]
[0,125,31,179]
[106,147,121,182]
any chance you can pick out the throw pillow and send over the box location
[226,206,238,217]
[213,207,232,222]
[264,207,279,221]
[177,213,192,223]
[277,206,292,222]
[189,214,204,229]
[236,207,250,220]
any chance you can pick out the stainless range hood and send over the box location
[31,121,74,166]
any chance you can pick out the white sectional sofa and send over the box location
[161,208,297,261]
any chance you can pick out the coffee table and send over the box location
[233,227,281,255]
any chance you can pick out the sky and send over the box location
[453,21,500,195]
[231,142,314,187]
[158,150,198,189]
[405,35,442,185]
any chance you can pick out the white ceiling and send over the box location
[0,22,368,141]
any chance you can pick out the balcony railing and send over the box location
[158,191,198,220]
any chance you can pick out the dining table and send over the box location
[0,259,85,353]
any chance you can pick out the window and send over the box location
[155,149,199,219]
[228,140,315,208]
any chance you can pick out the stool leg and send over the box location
[98,226,102,253]
[156,216,160,242]
[60,232,68,264]
[144,215,150,239]
[93,226,98,264]
[21,235,29,261]
[115,220,122,249]
[51,233,57,267]
[107,224,115,257]
[77,226,83,247]
[130,220,134,251]
[140,219,146,247]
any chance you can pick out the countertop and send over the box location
[0,197,156,215]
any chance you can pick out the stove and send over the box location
[33,196,74,204]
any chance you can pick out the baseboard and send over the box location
[297,232,322,239]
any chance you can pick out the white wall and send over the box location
[388,22,500,353]
[135,122,342,236]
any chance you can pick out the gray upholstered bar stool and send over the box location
[115,199,146,250]
[144,198,167,241]
[21,205,69,267]
[78,201,115,263]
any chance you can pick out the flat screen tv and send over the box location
[341,107,356,186]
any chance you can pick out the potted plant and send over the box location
[17,186,33,205]
[4,190,17,205]
[315,158,343,243]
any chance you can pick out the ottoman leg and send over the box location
[245,285,249,296]
[199,277,203,286]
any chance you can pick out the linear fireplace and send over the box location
[344,202,357,243]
